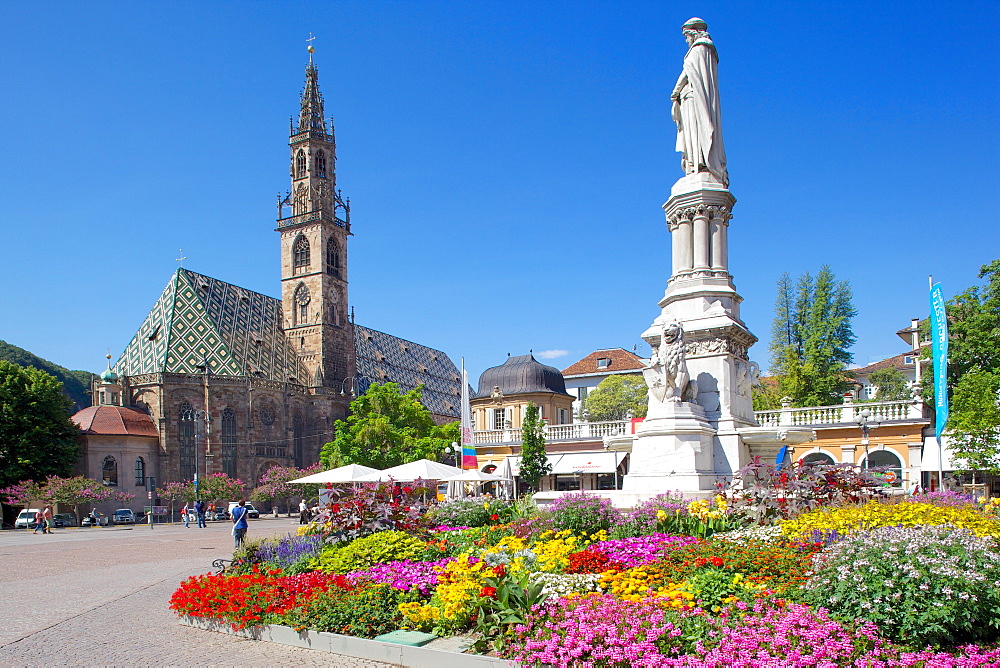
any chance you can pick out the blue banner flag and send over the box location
[929,282,949,440]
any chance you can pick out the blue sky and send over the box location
[1,1,997,384]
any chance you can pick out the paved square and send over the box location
[0,517,398,666]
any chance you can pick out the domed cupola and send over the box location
[477,353,571,398]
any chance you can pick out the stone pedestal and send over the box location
[621,402,717,493]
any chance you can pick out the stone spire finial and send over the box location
[298,49,327,135]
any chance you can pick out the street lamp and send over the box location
[854,407,882,470]
[180,407,209,500]
[340,376,356,397]
[444,441,461,468]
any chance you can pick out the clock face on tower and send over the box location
[294,283,311,306]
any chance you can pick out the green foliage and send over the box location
[682,568,756,610]
[0,340,96,411]
[867,366,910,401]
[549,492,621,536]
[428,498,516,528]
[287,583,414,638]
[310,530,427,574]
[948,370,1000,474]
[582,375,647,421]
[0,361,80,490]
[518,404,550,493]
[751,379,782,411]
[472,570,548,654]
[319,382,459,469]
[768,267,856,406]
[803,524,1000,647]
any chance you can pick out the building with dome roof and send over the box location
[471,353,574,431]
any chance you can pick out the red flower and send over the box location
[492,565,506,578]
[402,486,413,494]
[710,556,724,568]
[490,514,499,522]
[694,558,708,568]
[479,586,497,598]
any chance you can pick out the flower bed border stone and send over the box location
[179,616,515,668]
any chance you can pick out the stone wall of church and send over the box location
[125,373,349,490]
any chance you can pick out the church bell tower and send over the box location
[277,48,355,391]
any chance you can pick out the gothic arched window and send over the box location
[295,150,307,179]
[326,238,341,277]
[134,457,146,487]
[103,456,118,487]
[221,408,237,478]
[315,150,327,178]
[178,401,195,481]
[293,235,310,271]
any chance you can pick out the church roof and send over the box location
[114,268,309,381]
[113,269,462,419]
[72,405,159,438]
[477,354,571,398]
[355,325,462,418]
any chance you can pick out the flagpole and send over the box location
[930,275,944,492]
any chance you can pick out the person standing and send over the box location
[194,499,207,528]
[181,502,190,528]
[298,499,309,524]
[231,500,249,550]
[32,509,44,534]
[42,505,54,534]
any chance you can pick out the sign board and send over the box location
[144,506,168,515]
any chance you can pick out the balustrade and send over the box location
[752,399,920,428]
[473,420,630,445]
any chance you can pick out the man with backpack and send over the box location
[231,500,249,549]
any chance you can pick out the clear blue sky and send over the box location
[1,1,997,384]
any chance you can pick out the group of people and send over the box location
[32,506,54,534]
[178,499,249,549]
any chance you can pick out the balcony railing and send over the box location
[474,420,631,445]
[754,399,924,428]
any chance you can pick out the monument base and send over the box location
[621,402,718,494]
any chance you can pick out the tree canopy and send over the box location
[0,361,81,490]
[867,367,910,401]
[768,266,857,406]
[583,375,648,421]
[319,382,459,470]
[518,404,550,493]
[0,340,96,411]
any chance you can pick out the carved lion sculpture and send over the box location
[644,320,698,404]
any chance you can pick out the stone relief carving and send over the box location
[685,337,748,360]
[644,320,698,404]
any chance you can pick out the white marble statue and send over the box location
[671,17,728,187]
[643,321,698,404]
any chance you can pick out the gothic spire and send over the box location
[298,60,327,135]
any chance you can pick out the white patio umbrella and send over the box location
[353,459,463,483]
[289,463,379,484]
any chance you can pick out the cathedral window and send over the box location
[102,456,118,487]
[295,149,307,179]
[178,402,196,481]
[221,408,237,479]
[316,150,327,178]
[326,238,341,277]
[135,458,146,487]
[293,235,311,272]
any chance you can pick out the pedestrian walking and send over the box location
[32,509,44,534]
[181,502,190,528]
[194,499,207,528]
[231,500,249,550]
[298,499,309,524]
[42,505,54,534]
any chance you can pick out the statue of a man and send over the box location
[671,18,728,187]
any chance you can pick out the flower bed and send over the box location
[170,471,1000,666]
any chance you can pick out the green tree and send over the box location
[319,382,459,470]
[867,367,910,401]
[751,379,783,411]
[0,361,80,490]
[583,375,648,421]
[948,370,1000,477]
[768,266,857,406]
[0,475,133,525]
[198,472,246,505]
[518,404,550,493]
[0,340,96,411]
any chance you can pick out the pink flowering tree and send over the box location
[160,481,195,521]
[250,463,323,516]
[199,473,246,508]
[1,476,132,525]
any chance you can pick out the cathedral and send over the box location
[73,55,463,505]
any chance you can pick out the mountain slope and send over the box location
[0,340,96,411]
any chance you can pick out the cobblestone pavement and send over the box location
[0,518,399,667]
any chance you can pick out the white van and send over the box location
[14,509,41,529]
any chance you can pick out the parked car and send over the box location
[82,512,108,527]
[112,509,135,525]
[14,509,41,529]
[53,513,76,528]
[244,503,260,519]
